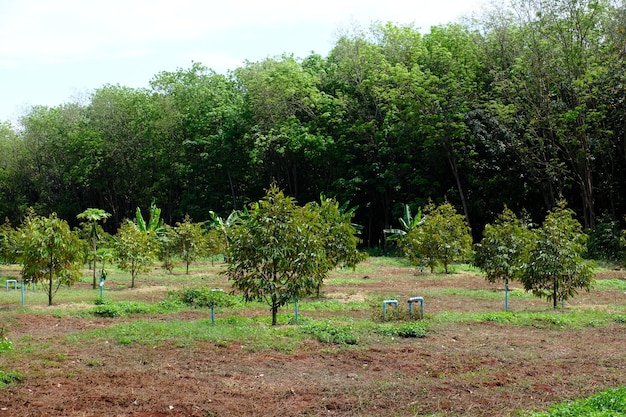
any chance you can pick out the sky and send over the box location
[0,0,481,123]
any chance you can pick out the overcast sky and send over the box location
[0,0,481,123]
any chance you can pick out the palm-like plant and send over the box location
[384,204,423,240]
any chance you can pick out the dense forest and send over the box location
[1,0,626,247]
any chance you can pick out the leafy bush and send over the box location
[0,370,22,388]
[300,320,358,345]
[177,287,237,308]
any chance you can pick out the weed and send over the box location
[0,370,22,388]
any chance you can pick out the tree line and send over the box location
[1,0,626,247]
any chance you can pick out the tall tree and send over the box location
[150,63,249,216]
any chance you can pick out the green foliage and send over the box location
[176,287,238,308]
[474,207,533,284]
[92,299,183,317]
[384,204,423,240]
[520,200,595,308]
[225,184,364,325]
[113,220,157,288]
[14,211,83,305]
[300,320,358,345]
[403,201,473,273]
[521,386,626,417]
[135,202,165,236]
[77,208,111,289]
[473,207,534,310]
[586,213,622,261]
[0,220,16,264]
[171,215,208,274]
[0,370,22,388]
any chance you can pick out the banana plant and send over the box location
[384,204,423,240]
[136,202,165,236]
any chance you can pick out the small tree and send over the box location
[77,208,111,289]
[473,207,534,311]
[173,215,207,274]
[403,201,472,273]
[520,200,595,309]
[15,211,82,305]
[114,220,157,288]
[225,185,364,325]
[156,224,177,274]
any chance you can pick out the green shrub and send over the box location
[177,287,237,308]
[300,320,358,345]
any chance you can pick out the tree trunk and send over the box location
[92,240,97,289]
[271,299,278,326]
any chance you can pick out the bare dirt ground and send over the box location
[1,261,625,417]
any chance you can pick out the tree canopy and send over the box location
[225,185,364,325]
[2,0,626,245]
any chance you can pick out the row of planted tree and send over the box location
[0,183,601,323]
[2,0,626,247]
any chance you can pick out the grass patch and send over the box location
[521,386,626,416]
[431,309,626,329]
[92,299,184,317]
[594,278,626,291]
[67,318,306,352]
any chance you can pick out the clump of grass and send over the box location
[300,320,358,345]
[92,299,184,317]
[521,386,626,416]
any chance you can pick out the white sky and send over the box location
[0,0,481,123]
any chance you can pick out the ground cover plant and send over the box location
[0,257,625,416]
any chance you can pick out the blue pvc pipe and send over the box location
[408,296,424,320]
[382,300,398,321]
[20,280,24,306]
[504,278,509,312]
[210,288,223,325]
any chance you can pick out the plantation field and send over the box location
[0,257,625,416]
